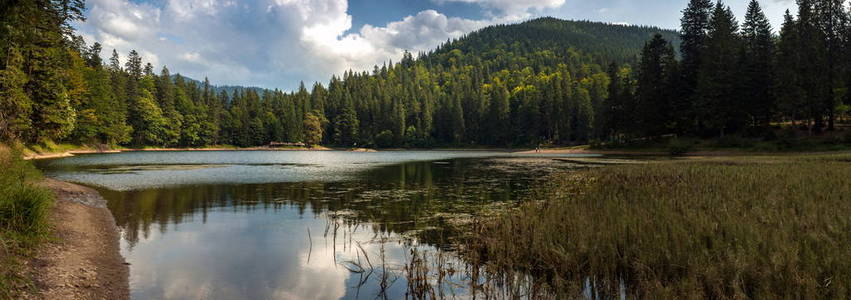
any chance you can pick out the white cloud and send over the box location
[361,10,488,54]
[75,0,556,89]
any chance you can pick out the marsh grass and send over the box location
[465,154,851,298]
[0,145,54,297]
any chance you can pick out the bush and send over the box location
[666,139,693,156]
[0,145,53,239]
[777,128,800,149]
[714,135,752,148]
[374,130,395,149]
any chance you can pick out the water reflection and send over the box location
[98,159,568,249]
[40,152,596,299]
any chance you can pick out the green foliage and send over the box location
[0,47,32,141]
[130,89,167,146]
[666,138,694,155]
[0,145,54,297]
[374,130,394,148]
[2,0,849,150]
[302,112,323,146]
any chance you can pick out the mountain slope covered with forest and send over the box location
[1,8,677,148]
[426,18,680,66]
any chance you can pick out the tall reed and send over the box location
[467,154,851,298]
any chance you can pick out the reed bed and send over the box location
[466,154,851,298]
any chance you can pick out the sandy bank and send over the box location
[20,179,129,299]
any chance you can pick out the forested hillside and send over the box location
[2,0,850,149]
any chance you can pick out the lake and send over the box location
[36,150,600,299]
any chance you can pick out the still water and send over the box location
[37,150,597,299]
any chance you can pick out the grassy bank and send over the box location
[0,145,54,297]
[592,130,851,155]
[466,153,851,298]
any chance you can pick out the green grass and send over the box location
[0,145,54,297]
[593,128,851,155]
[465,154,851,298]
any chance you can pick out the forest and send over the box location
[1,0,850,149]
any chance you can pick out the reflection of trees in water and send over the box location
[101,158,570,250]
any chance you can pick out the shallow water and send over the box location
[37,150,598,299]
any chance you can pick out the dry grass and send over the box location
[465,153,851,298]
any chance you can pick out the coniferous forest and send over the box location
[2,0,851,149]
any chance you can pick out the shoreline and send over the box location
[20,179,129,299]
[24,144,851,161]
[22,146,334,160]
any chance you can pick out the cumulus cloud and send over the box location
[361,10,488,54]
[75,0,561,89]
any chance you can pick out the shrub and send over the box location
[666,139,693,156]
[374,130,395,149]
[0,145,54,297]
[714,135,752,148]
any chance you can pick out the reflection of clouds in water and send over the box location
[271,250,348,299]
[123,208,360,299]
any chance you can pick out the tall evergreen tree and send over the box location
[678,0,715,132]
[636,34,678,136]
[797,0,830,132]
[815,0,848,130]
[0,46,32,140]
[741,0,776,129]
[776,10,806,124]
[697,2,743,136]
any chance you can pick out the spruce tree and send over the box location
[741,0,775,129]
[636,34,678,136]
[697,2,743,136]
[797,0,829,132]
[815,0,848,130]
[678,0,714,132]
[0,46,32,141]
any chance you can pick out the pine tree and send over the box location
[776,10,806,124]
[636,34,678,136]
[741,0,775,129]
[604,63,621,139]
[573,85,594,141]
[334,97,359,146]
[85,42,103,68]
[797,0,830,132]
[157,67,182,146]
[486,80,511,146]
[27,48,77,142]
[679,0,714,132]
[697,2,743,136]
[0,46,32,141]
[815,0,848,130]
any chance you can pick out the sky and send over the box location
[74,0,800,90]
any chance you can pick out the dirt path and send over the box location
[20,179,129,299]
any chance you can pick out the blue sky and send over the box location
[75,0,799,90]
